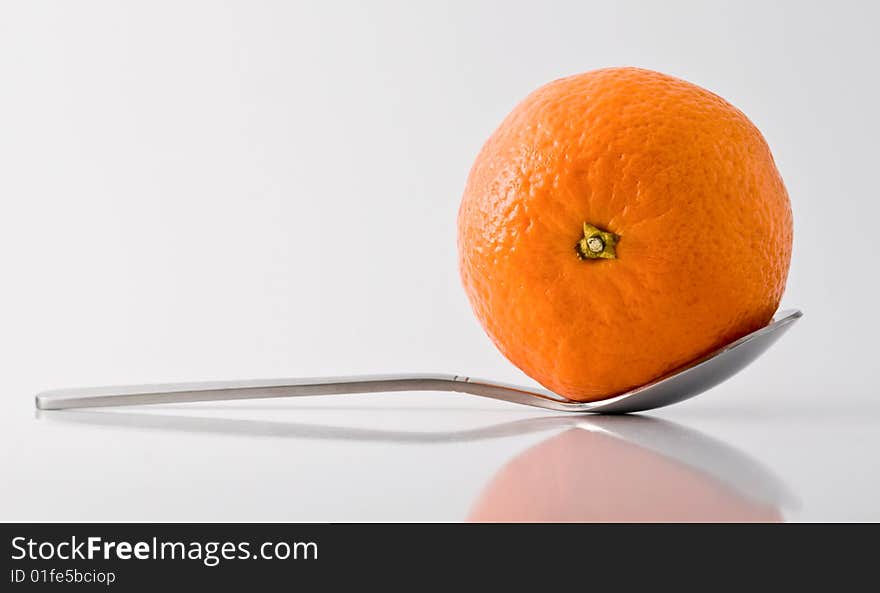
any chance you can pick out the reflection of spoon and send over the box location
[35,409,577,443]
[38,409,792,518]
[468,416,792,522]
[35,310,801,413]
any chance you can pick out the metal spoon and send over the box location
[35,309,801,413]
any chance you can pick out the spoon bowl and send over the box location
[35,309,801,413]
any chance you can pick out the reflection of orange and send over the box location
[467,429,782,522]
[458,67,793,402]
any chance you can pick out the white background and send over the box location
[1,1,878,521]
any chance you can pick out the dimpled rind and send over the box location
[457,67,793,402]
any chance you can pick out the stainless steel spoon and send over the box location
[35,309,801,413]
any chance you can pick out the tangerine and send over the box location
[458,67,792,402]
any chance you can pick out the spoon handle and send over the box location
[34,373,576,412]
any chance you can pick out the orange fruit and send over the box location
[458,67,792,402]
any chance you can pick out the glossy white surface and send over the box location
[1,1,878,522]
[2,391,879,521]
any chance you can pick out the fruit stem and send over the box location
[576,223,619,260]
